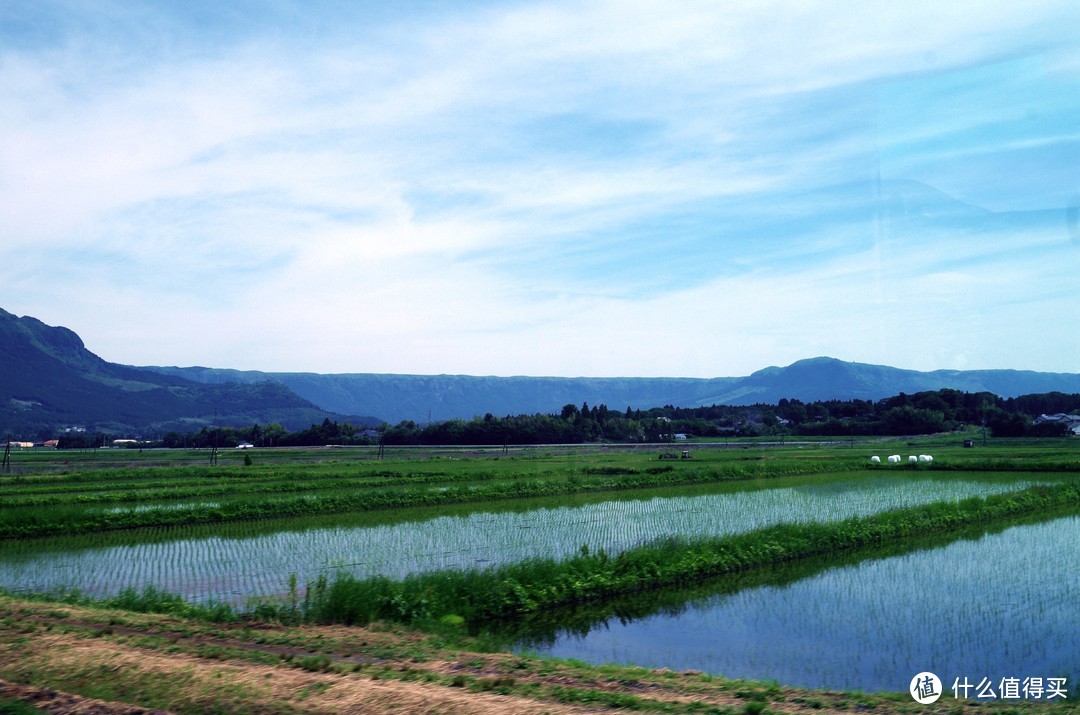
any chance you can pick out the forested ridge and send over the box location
[56,387,1080,448]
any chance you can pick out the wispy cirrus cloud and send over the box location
[1,1,1078,375]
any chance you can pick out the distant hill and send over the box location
[142,357,1080,425]
[0,308,375,437]
[711,356,1080,405]
[142,367,743,425]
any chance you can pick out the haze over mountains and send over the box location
[4,307,1080,435]
[148,358,1080,426]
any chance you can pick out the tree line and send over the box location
[56,388,1079,449]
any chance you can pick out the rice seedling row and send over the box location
[0,472,1054,604]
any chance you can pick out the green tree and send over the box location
[262,423,287,447]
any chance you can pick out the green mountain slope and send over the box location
[0,309,368,437]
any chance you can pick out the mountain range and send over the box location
[0,308,374,436]
[3,307,1080,436]
[145,357,1080,425]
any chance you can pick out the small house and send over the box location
[1033,413,1080,436]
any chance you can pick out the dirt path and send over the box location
[1,632,600,715]
[1,597,1069,715]
[1,679,173,715]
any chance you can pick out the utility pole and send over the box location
[210,407,220,465]
[2,443,10,473]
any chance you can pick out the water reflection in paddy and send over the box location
[0,474,1047,603]
[512,515,1080,695]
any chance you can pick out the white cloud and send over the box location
[2,0,1078,376]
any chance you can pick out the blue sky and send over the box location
[2,1,1079,377]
